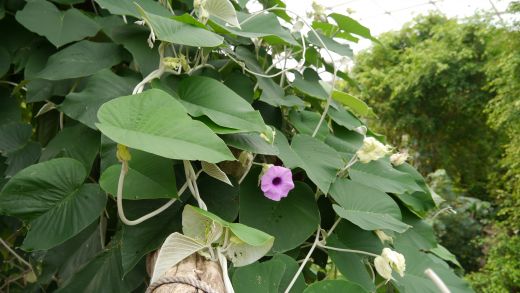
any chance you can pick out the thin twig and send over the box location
[116,161,196,225]
[284,226,321,293]
[317,243,379,258]
[0,238,33,271]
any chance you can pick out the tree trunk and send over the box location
[146,252,225,293]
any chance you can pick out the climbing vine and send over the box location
[0,0,472,292]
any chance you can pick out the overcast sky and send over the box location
[283,0,514,52]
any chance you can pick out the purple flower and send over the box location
[260,166,295,201]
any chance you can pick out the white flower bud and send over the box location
[374,255,393,281]
[390,151,409,166]
[374,248,406,282]
[382,248,406,277]
[356,137,391,163]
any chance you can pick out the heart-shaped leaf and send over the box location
[96,89,234,163]
[100,149,177,200]
[330,179,410,233]
[16,0,99,47]
[178,76,266,133]
[39,123,100,171]
[94,0,171,18]
[350,160,424,195]
[275,134,343,194]
[59,69,137,130]
[37,40,125,80]
[136,6,224,47]
[0,158,106,250]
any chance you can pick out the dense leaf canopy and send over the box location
[0,0,473,292]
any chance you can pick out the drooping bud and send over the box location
[116,144,132,162]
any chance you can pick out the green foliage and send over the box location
[0,0,470,292]
[352,8,520,290]
[466,231,520,292]
[466,3,520,290]
[353,14,501,198]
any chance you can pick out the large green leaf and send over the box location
[328,107,363,130]
[23,41,56,79]
[240,169,320,253]
[394,211,437,251]
[60,69,137,130]
[233,259,287,293]
[276,134,343,194]
[26,79,76,103]
[233,47,286,104]
[304,280,367,293]
[178,76,266,132]
[393,163,435,216]
[273,254,306,293]
[0,122,41,177]
[110,25,159,76]
[332,91,375,117]
[292,69,328,100]
[96,89,234,163]
[308,31,353,58]
[39,124,100,171]
[329,13,376,41]
[330,179,410,233]
[39,223,102,284]
[325,126,363,160]
[222,132,279,155]
[15,0,99,47]
[56,245,144,293]
[327,238,374,291]
[136,6,224,47]
[37,40,125,80]
[327,221,382,291]
[350,160,424,195]
[94,0,171,18]
[0,158,106,250]
[99,149,177,200]
[289,110,328,140]
[198,173,239,222]
[0,87,21,125]
[211,11,298,46]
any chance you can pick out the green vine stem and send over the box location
[116,160,199,226]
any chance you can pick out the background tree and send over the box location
[353,13,502,199]
[352,5,520,291]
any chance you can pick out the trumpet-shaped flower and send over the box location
[260,166,294,201]
[356,137,391,163]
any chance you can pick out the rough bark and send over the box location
[146,252,225,293]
